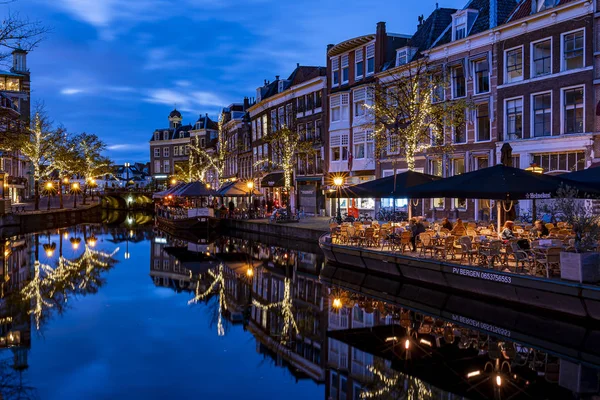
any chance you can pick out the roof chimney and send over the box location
[327,44,334,52]
[243,97,250,110]
[264,79,268,85]
[275,75,280,80]
[297,63,300,68]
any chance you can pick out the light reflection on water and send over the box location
[0,214,597,399]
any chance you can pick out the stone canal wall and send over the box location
[221,219,327,242]
[0,204,102,237]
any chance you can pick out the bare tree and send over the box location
[370,60,469,171]
[188,124,228,187]
[74,133,112,204]
[0,8,48,64]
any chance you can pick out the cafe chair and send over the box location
[399,231,413,254]
[418,233,435,258]
[458,236,478,265]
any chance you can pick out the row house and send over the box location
[358,0,596,221]
[219,100,252,181]
[248,65,327,214]
[0,49,32,205]
[149,109,219,188]
[326,22,412,215]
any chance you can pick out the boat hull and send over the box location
[156,215,220,231]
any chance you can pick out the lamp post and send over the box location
[525,163,544,221]
[45,181,53,211]
[247,180,254,216]
[333,176,344,224]
[71,182,80,208]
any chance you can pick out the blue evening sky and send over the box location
[8,0,465,164]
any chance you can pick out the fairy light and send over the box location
[188,264,229,337]
[252,277,298,344]
[21,261,55,329]
[360,365,433,399]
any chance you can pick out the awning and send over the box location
[261,172,286,188]
[217,181,262,197]
[561,167,600,186]
[326,170,441,198]
[406,165,600,200]
[152,183,185,199]
[296,176,322,182]
[170,181,215,197]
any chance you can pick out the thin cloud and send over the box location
[61,88,84,95]
[107,143,149,152]
[144,88,228,112]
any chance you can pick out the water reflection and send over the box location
[0,218,597,399]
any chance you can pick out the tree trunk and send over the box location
[34,180,39,211]
[82,186,87,205]
[59,181,64,209]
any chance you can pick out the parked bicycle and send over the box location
[374,209,408,222]
[358,213,373,222]
[329,213,356,224]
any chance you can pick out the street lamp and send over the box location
[333,176,344,223]
[170,178,177,186]
[246,180,254,215]
[45,182,54,210]
[71,182,80,208]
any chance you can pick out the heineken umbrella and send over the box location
[326,170,441,198]
[561,167,600,186]
[405,164,600,200]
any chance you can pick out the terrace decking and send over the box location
[319,234,600,321]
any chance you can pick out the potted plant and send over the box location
[551,186,600,283]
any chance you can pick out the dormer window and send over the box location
[395,47,416,67]
[452,10,478,41]
[455,15,467,40]
[154,132,160,141]
[537,0,556,12]
[278,80,285,93]
[256,88,262,103]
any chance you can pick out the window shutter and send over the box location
[354,88,366,102]
[341,54,349,68]
[331,95,341,107]
[331,57,339,70]
[330,135,341,146]
[355,48,363,62]
[366,43,375,58]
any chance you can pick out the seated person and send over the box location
[441,217,453,231]
[451,218,466,236]
[501,221,516,240]
[531,220,549,237]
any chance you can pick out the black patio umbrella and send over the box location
[216,180,262,197]
[405,165,600,201]
[326,170,441,198]
[561,167,600,186]
[171,181,215,197]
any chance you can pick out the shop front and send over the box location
[296,176,324,216]
[261,172,292,210]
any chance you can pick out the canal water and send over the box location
[0,213,599,399]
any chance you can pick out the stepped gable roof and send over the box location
[505,0,577,23]
[433,0,518,47]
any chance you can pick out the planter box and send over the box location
[560,252,600,283]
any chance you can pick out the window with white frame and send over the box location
[428,158,443,177]
[532,151,585,172]
[532,39,551,77]
[330,134,349,162]
[451,64,466,98]
[331,95,341,122]
[505,47,523,83]
[163,147,169,157]
[505,98,523,139]
[341,54,349,84]
[252,120,257,141]
[270,109,277,133]
[297,96,305,113]
[285,103,293,126]
[562,30,584,71]
[366,43,375,75]
[474,58,489,94]
[153,148,160,157]
[563,86,584,134]
[355,48,364,79]
[396,48,408,67]
[533,92,552,137]
[261,115,267,138]
[341,93,350,120]
[431,123,444,146]
[278,106,285,128]
[454,14,467,40]
[174,146,179,156]
[315,91,323,108]
[163,160,170,174]
[451,158,466,209]
[154,132,160,141]
[153,160,160,173]
[353,88,366,117]
[476,103,490,141]
[353,130,374,160]
[306,92,314,110]
[431,73,445,103]
[454,117,466,144]
[331,57,340,87]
